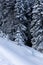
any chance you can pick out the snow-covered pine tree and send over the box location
[0,0,16,34]
[14,25,26,45]
[0,0,33,46]
[13,0,28,45]
[30,0,43,52]
[14,0,34,46]
[22,0,33,46]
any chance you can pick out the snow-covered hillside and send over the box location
[0,37,43,65]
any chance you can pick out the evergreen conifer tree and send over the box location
[30,0,43,52]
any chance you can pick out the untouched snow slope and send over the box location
[0,37,43,65]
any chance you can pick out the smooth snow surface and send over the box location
[0,37,43,65]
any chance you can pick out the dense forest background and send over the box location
[0,0,43,53]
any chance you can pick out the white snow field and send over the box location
[0,37,43,65]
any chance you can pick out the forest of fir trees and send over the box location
[0,0,43,53]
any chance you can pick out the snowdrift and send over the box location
[0,37,43,65]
